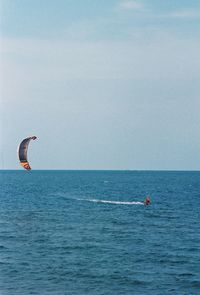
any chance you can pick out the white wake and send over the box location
[77,198,144,205]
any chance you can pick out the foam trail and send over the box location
[77,198,144,205]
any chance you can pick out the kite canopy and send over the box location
[18,136,37,170]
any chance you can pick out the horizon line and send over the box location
[0,169,200,172]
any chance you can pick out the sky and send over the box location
[0,0,200,170]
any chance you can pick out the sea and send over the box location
[0,170,200,295]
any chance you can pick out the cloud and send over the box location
[118,0,144,11]
[163,9,200,19]
[2,35,200,104]
[117,2,200,20]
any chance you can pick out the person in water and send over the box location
[144,197,151,206]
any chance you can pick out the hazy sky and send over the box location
[1,0,200,170]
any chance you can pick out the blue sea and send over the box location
[0,170,200,295]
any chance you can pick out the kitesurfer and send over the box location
[144,197,151,206]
